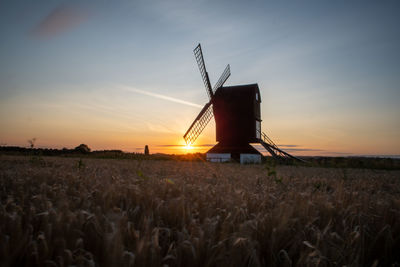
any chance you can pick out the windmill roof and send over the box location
[207,142,261,155]
[221,83,259,89]
[215,83,260,98]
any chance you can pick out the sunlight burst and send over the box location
[183,144,193,151]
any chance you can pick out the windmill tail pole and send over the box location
[270,142,308,163]
[260,131,308,163]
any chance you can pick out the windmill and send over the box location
[183,43,304,163]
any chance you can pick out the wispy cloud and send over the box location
[31,3,89,38]
[321,151,354,155]
[119,85,203,108]
[279,144,300,148]
[251,143,324,153]
[157,144,214,147]
[283,148,324,152]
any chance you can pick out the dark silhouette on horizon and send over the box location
[183,44,304,163]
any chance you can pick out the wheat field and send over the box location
[0,155,399,266]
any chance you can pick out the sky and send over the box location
[0,0,399,156]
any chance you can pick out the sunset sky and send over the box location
[0,0,399,156]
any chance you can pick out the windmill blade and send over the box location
[213,64,230,93]
[194,44,213,99]
[183,101,214,145]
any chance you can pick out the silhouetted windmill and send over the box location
[184,43,304,163]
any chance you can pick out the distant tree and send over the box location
[74,144,91,154]
[28,138,37,148]
[144,145,149,155]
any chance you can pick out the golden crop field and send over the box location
[1,155,399,266]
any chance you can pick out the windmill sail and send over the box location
[194,44,213,99]
[183,101,214,145]
[183,63,231,146]
[213,64,230,93]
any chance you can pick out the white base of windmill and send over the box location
[205,143,262,164]
[206,153,261,164]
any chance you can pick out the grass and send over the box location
[0,155,399,266]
